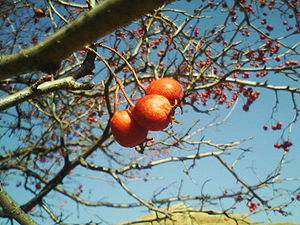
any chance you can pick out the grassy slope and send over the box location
[119,204,298,225]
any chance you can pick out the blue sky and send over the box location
[1,0,300,224]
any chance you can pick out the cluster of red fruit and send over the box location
[234,194,243,202]
[263,122,283,131]
[285,60,299,66]
[75,185,83,197]
[291,193,300,201]
[110,78,184,148]
[263,122,293,152]
[242,88,260,112]
[246,200,260,212]
[274,141,293,152]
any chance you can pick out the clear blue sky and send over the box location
[1,0,300,224]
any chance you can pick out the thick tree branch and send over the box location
[0,77,95,112]
[0,48,96,112]
[224,77,300,93]
[0,0,172,80]
[0,186,39,225]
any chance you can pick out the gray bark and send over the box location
[0,186,39,225]
[0,0,171,80]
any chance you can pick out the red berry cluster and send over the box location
[75,185,83,197]
[206,86,230,105]
[241,87,260,111]
[191,84,261,111]
[245,40,282,66]
[263,122,293,152]
[291,193,300,201]
[247,200,260,212]
[285,60,298,66]
[274,141,293,152]
[234,194,243,202]
[272,121,283,130]
[87,112,98,123]
[263,122,283,131]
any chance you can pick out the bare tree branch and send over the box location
[0,186,39,225]
[0,77,94,112]
[0,0,172,79]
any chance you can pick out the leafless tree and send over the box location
[0,0,299,224]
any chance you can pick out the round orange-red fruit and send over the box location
[34,8,46,17]
[110,109,148,147]
[146,77,183,105]
[133,94,173,131]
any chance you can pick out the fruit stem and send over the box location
[97,43,147,92]
[86,46,135,108]
[116,78,135,108]
[114,84,119,112]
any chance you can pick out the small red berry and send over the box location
[266,25,274,31]
[35,183,41,189]
[274,143,282,149]
[277,122,283,129]
[235,194,243,202]
[34,8,46,18]
[261,19,267,25]
[283,146,290,152]
[243,104,250,111]
[283,141,293,147]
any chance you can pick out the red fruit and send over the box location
[133,94,173,131]
[285,60,298,66]
[146,78,184,105]
[234,194,243,202]
[110,109,148,147]
[276,122,283,129]
[274,143,282,149]
[34,8,46,18]
[242,104,250,111]
[283,147,290,152]
[35,183,41,189]
[266,25,274,31]
[283,141,293,147]
[261,19,267,25]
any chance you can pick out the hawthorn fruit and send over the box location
[133,94,173,131]
[34,8,46,18]
[110,108,148,147]
[146,78,184,105]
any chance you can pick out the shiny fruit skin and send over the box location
[110,109,148,147]
[146,78,183,105]
[133,94,172,131]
